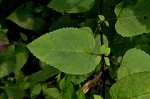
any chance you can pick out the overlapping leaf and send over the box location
[110,72,150,99]
[47,0,94,13]
[110,48,150,98]
[27,28,97,74]
[117,48,150,79]
[115,0,150,37]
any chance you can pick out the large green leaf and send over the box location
[47,0,94,13]
[110,72,150,99]
[115,0,150,37]
[118,48,150,79]
[27,28,97,74]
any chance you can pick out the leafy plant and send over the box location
[0,0,150,99]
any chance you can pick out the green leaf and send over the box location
[78,85,85,99]
[0,92,7,99]
[63,78,77,99]
[68,74,89,84]
[7,1,45,32]
[13,44,29,74]
[20,32,28,41]
[0,45,15,78]
[98,15,105,22]
[59,76,77,99]
[104,21,109,27]
[27,28,97,74]
[92,34,109,54]
[47,0,94,13]
[30,83,41,96]
[59,77,65,90]
[100,45,106,54]
[104,57,110,66]
[115,0,150,37]
[93,95,103,99]
[5,89,26,99]
[104,48,111,56]
[43,88,59,99]
[110,72,150,99]
[19,82,31,90]
[27,67,58,85]
[118,48,150,79]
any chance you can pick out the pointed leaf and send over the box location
[47,0,94,13]
[27,28,97,74]
[118,48,150,79]
[115,0,150,37]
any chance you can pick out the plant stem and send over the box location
[100,0,105,98]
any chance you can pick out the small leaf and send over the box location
[104,48,111,56]
[48,0,94,13]
[63,78,77,99]
[59,77,65,90]
[20,32,28,41]
[30,83,41,96]
[27,28,97,74]
[100,45,106,54]
[43,88,59,99]
[104,57,110,66]
[98,15,105,21]
[104,21,109,27]
[78,85,85,99]
[93,95,103,99]
[92,34,109,54]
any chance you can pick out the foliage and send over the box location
[0,0,150,99]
